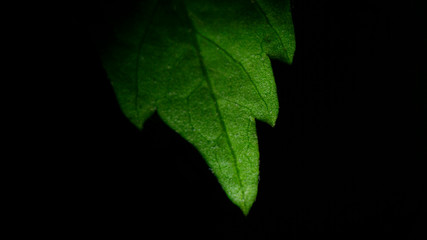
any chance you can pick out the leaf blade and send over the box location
[99,0,295,215]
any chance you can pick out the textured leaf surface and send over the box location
[100,0,295,215]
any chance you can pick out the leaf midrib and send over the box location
[182,2,247,210]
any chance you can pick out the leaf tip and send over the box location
[265,111,278,127]
[240,204,252,216]
[267,118,277,128]
[238,194,256,216]
[286,46,296,65]
[130,118,144,131]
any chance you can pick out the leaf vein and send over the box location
[253,0,287,58]
[183,5,247,209]
[195,31,270,115]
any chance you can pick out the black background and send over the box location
[65,0,426,239]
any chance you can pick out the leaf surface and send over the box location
[100,0,295,215]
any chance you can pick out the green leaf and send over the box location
[99,0,295,215]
